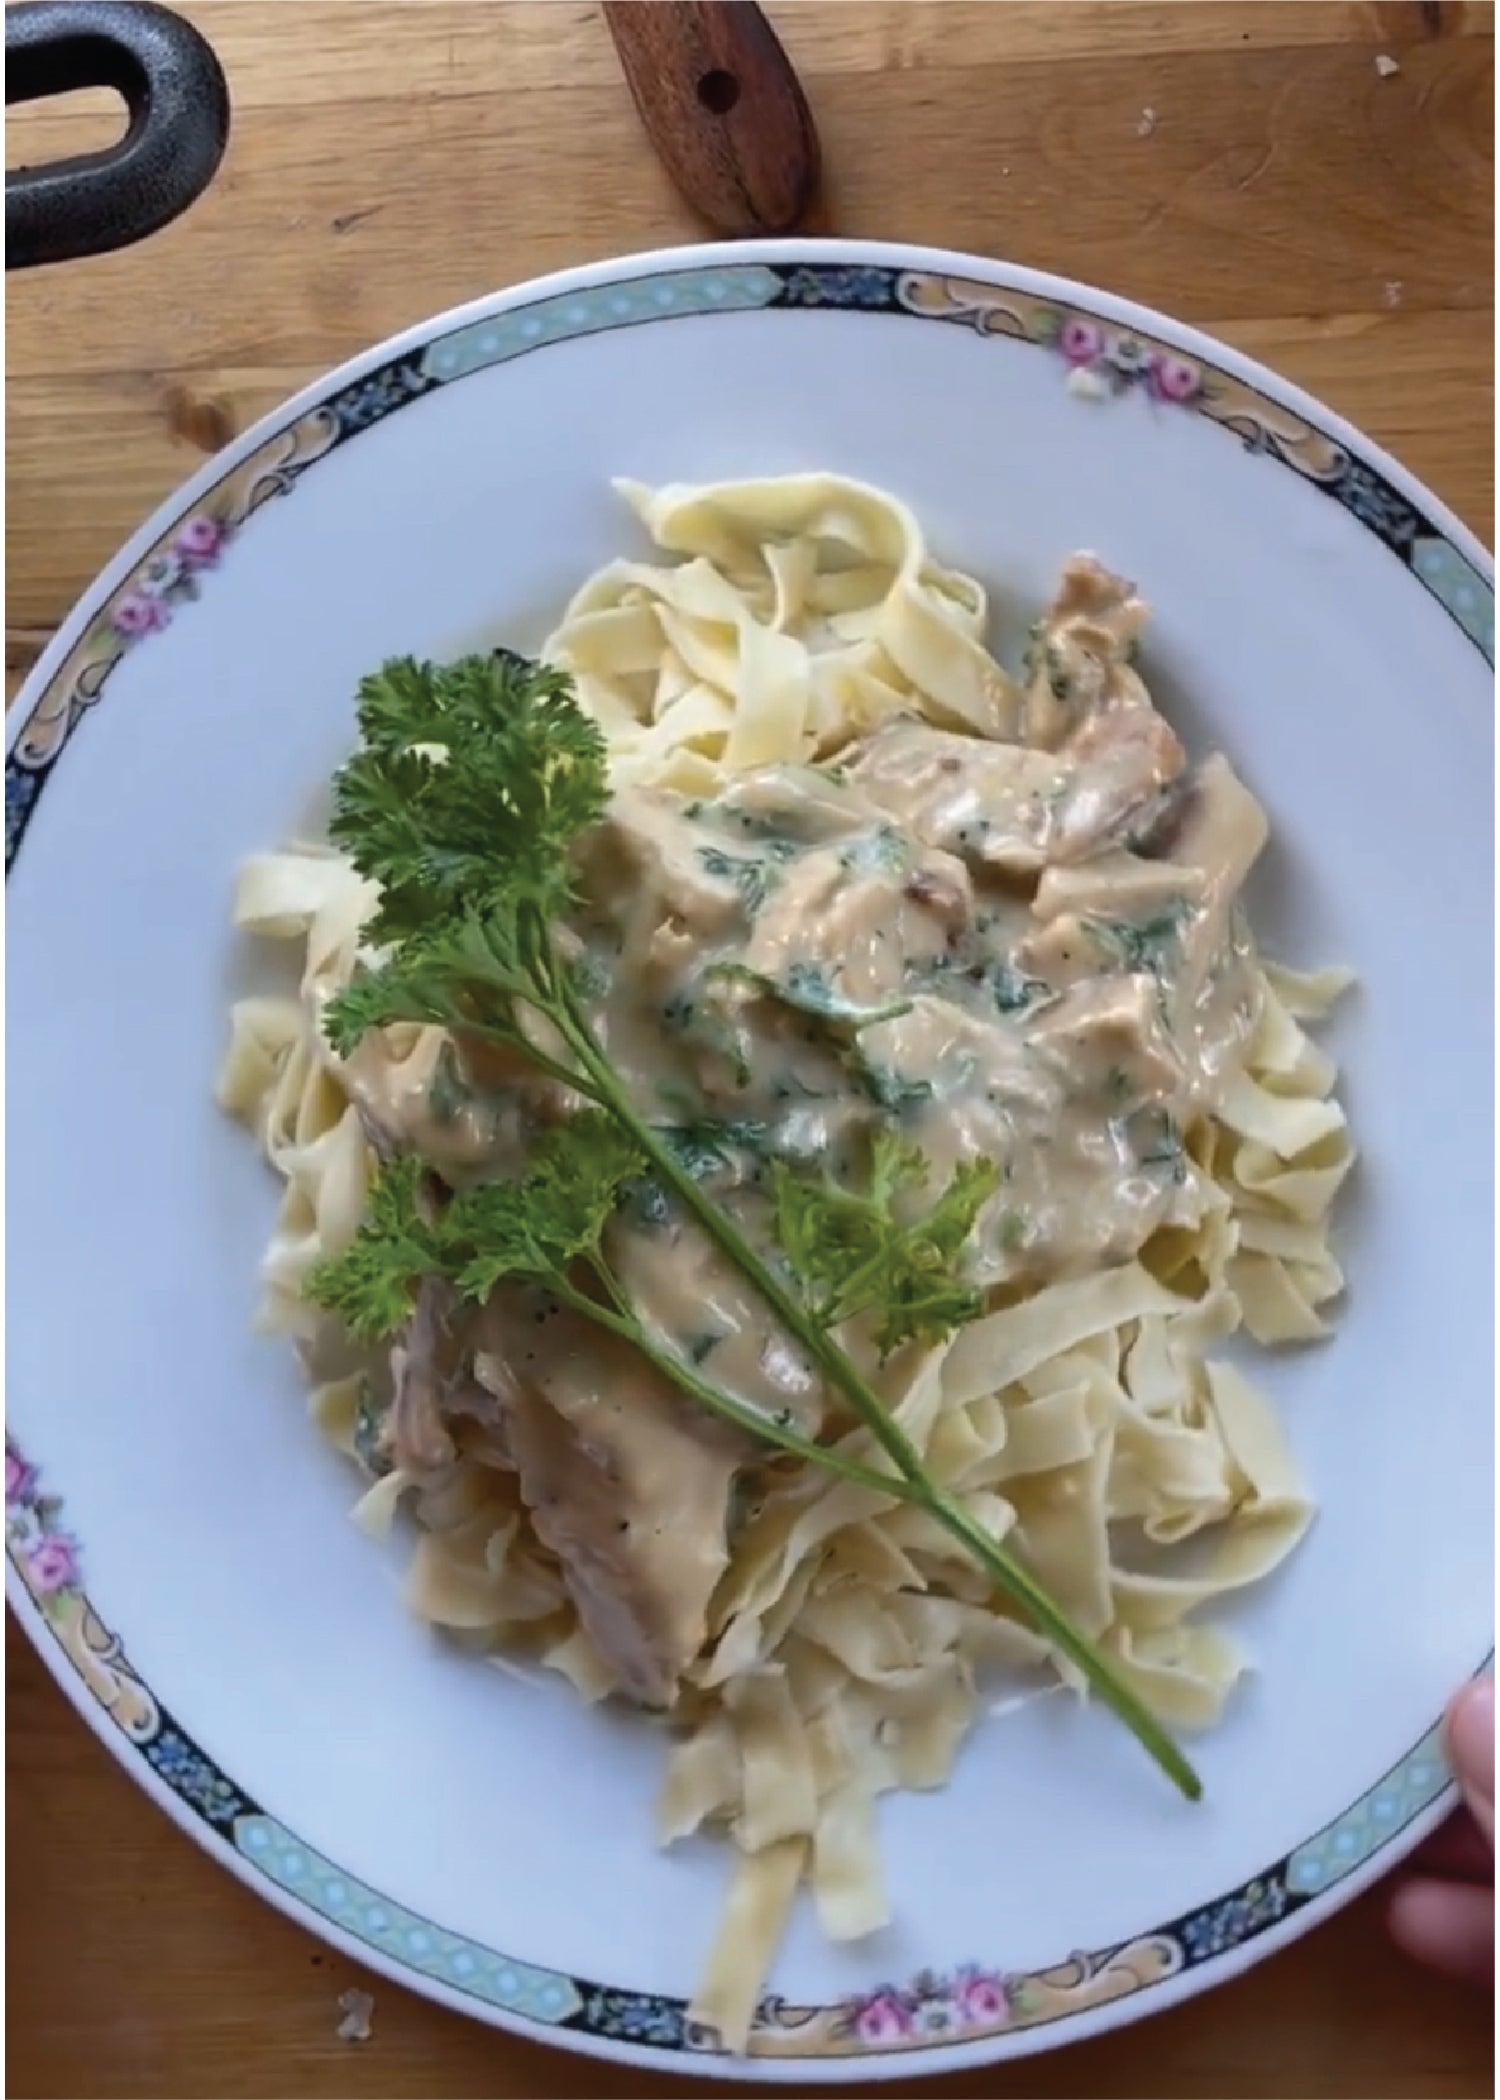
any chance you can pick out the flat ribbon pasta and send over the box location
[543,474,1023,795]
[222,475,1355,2055]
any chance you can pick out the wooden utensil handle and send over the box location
[602,0,820,237]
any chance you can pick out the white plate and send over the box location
[8,239,1493,2082]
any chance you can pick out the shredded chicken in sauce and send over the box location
[344,558,1272,1707]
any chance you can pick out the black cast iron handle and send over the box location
[6,0,229,269]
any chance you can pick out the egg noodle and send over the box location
[220,476,1352,2050]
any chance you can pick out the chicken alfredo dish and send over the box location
[221,475,1352,2050]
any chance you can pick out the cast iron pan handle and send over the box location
[6,0,229,269]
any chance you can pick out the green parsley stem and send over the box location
[545,958,1201,1801]
[549,976,928,1479]
[543,1273,918,1500]
[923,1487,1202,1800]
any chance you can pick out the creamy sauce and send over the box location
[354,556,1270,1704]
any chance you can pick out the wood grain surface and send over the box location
[6,5,1494,2096]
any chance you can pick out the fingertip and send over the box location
[1410,1809,1493,1883]
[1446,1678,1495,1797]
[1388,1875,1495,1989]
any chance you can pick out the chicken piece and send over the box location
[851,992,1177,1282]
[1136,752,1269,1014]
[848,719,1068,876]
[1017,911,1121,990]
[1033,850,1204,924]
[1021,553,1150,749]
[902,856,974,931]
[736,832,973,1007]
[1025,559,1184,852]
[850,555,1179,878]
[1113,773,1195,856]
[385,1277,469,1477]
[1048,683,1186,864]
[321,1008,566,1183]
[579,783,745,956]
[318,1012,447,1165]
[1162,755,1268,921]
[472,1296,748,1707]
[610,1224,826,1436]
[847,693,1185,881]
[1026,974,1187,1104]
[713,763,873,848]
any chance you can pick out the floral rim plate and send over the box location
[7,238,1493,2081]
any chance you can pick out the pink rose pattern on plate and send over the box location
[844,1964,1021,2047]
[1050,305,1204,404]
[5,1435,81,1605]
[110,513,228,642]
[6,1446,36,1505]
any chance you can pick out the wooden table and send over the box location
[7,5,1493,2095]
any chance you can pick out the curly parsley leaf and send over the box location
[302,1114,645,1338]
[697,844,784,917]
[324,652,608,1051]
[303,1156,446,1342]
[447,1112,645,1301]
[770,1131,1000,1356]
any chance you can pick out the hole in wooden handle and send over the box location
[696,68,740,114]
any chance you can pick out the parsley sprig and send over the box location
[771,1131,998,1357]
[311,1116,959,1498]
[309,651,1199,1801]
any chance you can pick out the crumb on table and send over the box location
[336,1988,375,2043]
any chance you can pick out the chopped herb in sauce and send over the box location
[1125,1107,1187,1182]
[838,825,908,878]
[722,807,805,853]
[1020,617,1046,679]
[352,1378,392,1478]
[698,845,781,916]
[990,963,1052,1017]
[707,959,911,1034]
[1104,1064,1135,1108]
[851,1054,936,1116]
[657,1116,772,1181]
[623,1174,672,1229]
[663,986,752,1087]
[1085,900,1193,980]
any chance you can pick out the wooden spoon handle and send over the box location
[602,0,821,237]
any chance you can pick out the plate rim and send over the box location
[7,235,1493,2083]
[8,234,1494,764]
